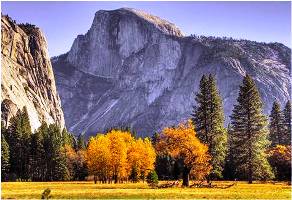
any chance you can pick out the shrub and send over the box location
[146,170,159,188]
[41,188,51,199]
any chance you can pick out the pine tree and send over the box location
[7,109,23,179]
[76,133,86,150]
[230,75,274,183]
[1,124,10,181]
[62,128,75,147]
[223,124,236,180]
[192,75,209,142]
[30,122,46,181]
[269,101,284,146]
[192,74,227,180]
[7,107,32,180]
[20,107,32,180]
[282,101,291,145]
[46,123,70,181]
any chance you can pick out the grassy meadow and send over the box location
[1,181,291,199]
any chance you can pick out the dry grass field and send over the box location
[1,181,291,199]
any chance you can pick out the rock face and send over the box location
[52,8,291,137]
[1,15,65,131]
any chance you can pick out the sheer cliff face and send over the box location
[52,8,291,137]
[1,15,65,131]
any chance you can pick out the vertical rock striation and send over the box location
[1,15,65,130]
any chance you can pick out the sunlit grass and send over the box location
[1,181,291,199]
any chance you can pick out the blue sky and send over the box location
[2,1,291,57]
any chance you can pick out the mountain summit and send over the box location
[94,8,184,37]
[52,8,290,137]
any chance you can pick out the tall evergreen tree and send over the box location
[269,101,284,146]
[192,74,227,180]
[223,124,236,180]
[76,133,86,150]
[62,128,75,147]
[192,75,209,141]
[7,107,32,180]
[19,107,32,180]
[30,122,46,181]
[230,75,274,183]
[45,123,69,181]
[1,124,10,181]
[282,101,291,145]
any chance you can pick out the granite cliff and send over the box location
[1,15,65,130]
[52,8,291,137]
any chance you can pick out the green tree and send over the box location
[1,126,10,181]
[44,124,69,181]
[76,133,86,150]
[282,101,291,145]
[30,122,47,181]
[146,170,159,187]
[192,75,209,141]
[230,75,274,183]
[223,124,236,180]
[192,74,227,180]
[269,101,284,146]
[62,128,75,147]
[7,107,32,180]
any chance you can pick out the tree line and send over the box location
[1,108,88,181]
[1,74,291,186]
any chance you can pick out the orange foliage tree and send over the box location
[87,134,111,183]
[268,145,291,180]
[87,130,156,183]
[127,137,156,181]
[64,144,88,181]
[156,120,212,186]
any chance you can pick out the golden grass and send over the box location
[1,181,291,199]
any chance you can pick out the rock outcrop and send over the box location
[52,8,291,137]
[1,15,65,131]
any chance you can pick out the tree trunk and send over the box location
[248,146,253,184]
[182,166,190,187]
[248,166,253,184]
[114,175,118,184]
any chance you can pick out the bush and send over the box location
[146,170,159,188]
[41,188,51,199]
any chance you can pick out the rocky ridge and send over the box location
[1,15,65,130]
[52,8,291,137]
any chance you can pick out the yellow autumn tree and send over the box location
[64,144,77,180]
[127,137,156,181]
[107,130,133,183]
[156,120,212,186]
[86,129,156,184]
[87,134,111,183]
